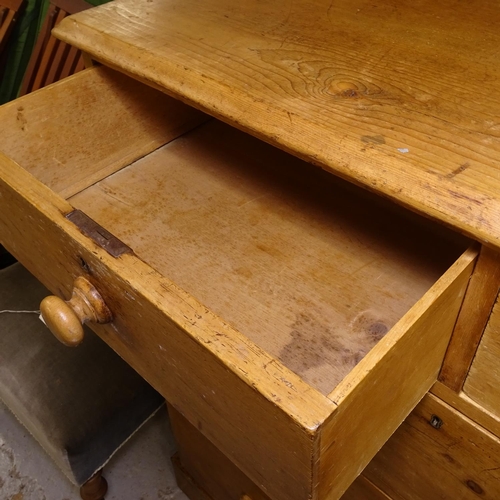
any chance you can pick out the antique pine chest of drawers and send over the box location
[1,0,500,499]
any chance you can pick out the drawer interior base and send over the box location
[68,119,466,395]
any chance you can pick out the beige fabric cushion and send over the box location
[0,263,164,485]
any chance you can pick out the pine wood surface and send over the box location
[463,295,500,419]
[439,246,500,392]
[53,0,500,249]
[362,393,500,500]
[69,119,465,395]
[0,65,207,198]
[0,152,335,500]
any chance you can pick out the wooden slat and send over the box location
[431,381,500,440]
[59,44,80,78]
[318,247,476,499]
[44,34,70,85]
[1,0,23,11]
[53,0,500,250]
[463,297,500,419]
[0,154,334,500]
[0,66,208,198]
[31,7,66,92]
[19,0,91,96]
[19,4,57,95]
[72,51,85,73]
[440,245,500,391]
[51,0,91,14]
[0,8,15,50]
[363,393,500,500]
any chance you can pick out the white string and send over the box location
[0,310,40,314]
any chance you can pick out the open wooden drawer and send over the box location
[0,66,477,500]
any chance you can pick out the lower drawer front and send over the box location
[463,293,500,419]
[357,393,500,500]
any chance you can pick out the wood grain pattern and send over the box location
[53,0,500,249]
[463,296,500,419]
[0,65,208,198]
[318,248,476,499]
[69,119,466,395]
[440,245,500,391]
[0,153,335,500]
[431,381,500,440]
[363,393,500,500]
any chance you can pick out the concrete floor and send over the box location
[0,400,189,500]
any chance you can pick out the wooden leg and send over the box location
[80,470,108,500]
[172,453,214,500]
[167,403,270,500]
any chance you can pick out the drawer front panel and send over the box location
[0,153,333,500]
[362,393,500,500]
[463,294,500,418]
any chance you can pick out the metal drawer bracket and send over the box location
[66,210,133,258]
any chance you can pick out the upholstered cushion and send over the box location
[0,263,164,485]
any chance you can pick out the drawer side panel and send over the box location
[317,248,476,499]
[0,65,207,199]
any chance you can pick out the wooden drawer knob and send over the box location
[40,277,112,347]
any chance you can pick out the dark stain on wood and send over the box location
[279,310,389,390]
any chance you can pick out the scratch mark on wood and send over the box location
[445,162,470,179]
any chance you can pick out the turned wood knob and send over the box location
[40,277,112,347]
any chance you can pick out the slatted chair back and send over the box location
[19,0,91,96]
[0,0,23,53]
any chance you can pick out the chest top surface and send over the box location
[53,0,500,248]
